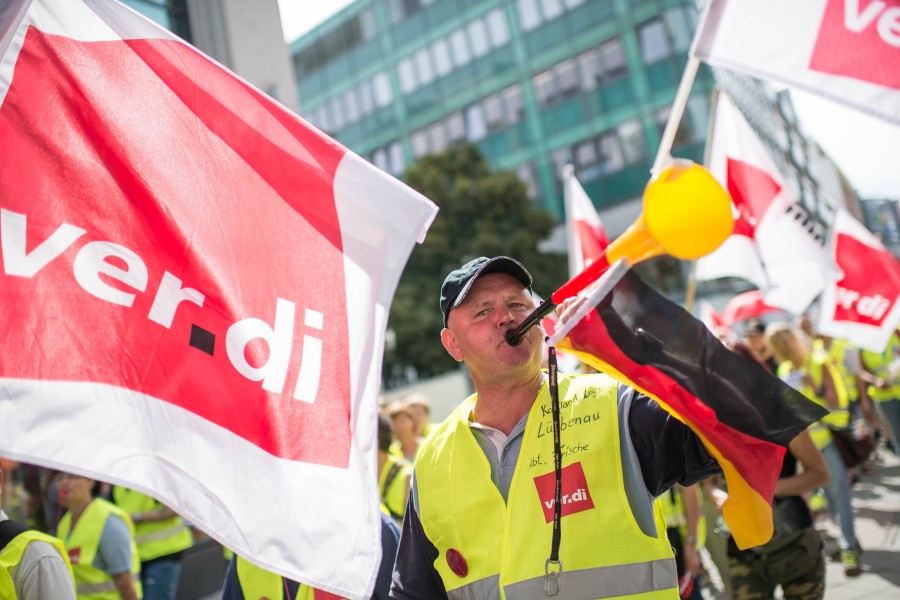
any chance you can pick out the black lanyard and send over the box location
[545,342,563,596]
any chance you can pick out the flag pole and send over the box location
[685,87,722,314]
[652,55,700,175]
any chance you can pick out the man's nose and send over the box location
[497,308,517,327]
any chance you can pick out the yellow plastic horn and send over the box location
[607,159,734,266]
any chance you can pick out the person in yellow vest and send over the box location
[219,512,401,599]
[392,257,724,599]
[0,466,75,599]
[386,401,421,463]
[56,473,141,599]
[402,393,435,439]
[767,324,862,577]
[111,487,192,600]
[658,484,705,600]
[858,330,900,456]
[377,414,411,523]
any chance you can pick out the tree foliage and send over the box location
[383,143,566,387]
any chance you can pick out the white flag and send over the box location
[0,1,437,597]
[696,92,832,315]
[563,165,609,279]
[692,0,900,127]
[815,209,900,351]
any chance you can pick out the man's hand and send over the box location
[556,296,586,326]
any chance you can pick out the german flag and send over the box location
[557,271,826,549]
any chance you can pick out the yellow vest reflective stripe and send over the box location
[827,339,860,402]
[111,487,192,562]
[0,528,74,598]
[58,498,141,600]
[379,457,410,521]
[415,373,678,599]
[861,332,900,401]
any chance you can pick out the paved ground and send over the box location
[818,448,900,600]
[702,445,900,600]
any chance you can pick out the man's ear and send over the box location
[441,328,463,362]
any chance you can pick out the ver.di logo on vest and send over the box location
[532,462,595,523]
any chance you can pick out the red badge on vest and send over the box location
[67,547,81,565]
[446,548,468,577]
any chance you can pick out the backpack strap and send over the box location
[0,519,30,553]
[380,462,406,520]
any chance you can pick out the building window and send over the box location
[600,38,626,78]
[638,18,670,64]
[533,70,556,108]
[388,141,405,176]
[398,58,417,93]
[664,6,693,52]
[555,58,579,101]
[516,163,539,199]
[598,132,624,174]
[486,9,510,47]
[428,121,447,154]
[414,47,434,86]
[503,85,524,122]
[411,129,429,157]
[468,19,490,57]
[449,29,471,66]
[540,0,564,21]
[373,72,393,107]
[517,0,541,31]
[465,104,488,141]
[433,39,452,76]
[446,112,466,143]
[618,119,646,163]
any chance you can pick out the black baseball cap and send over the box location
[440,256,533,327]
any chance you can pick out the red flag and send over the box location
[697,299,725,332]
[721,290,781,326]
[564,165,609,279]
[692,0,900,126]
[696,92,831,315]
[0,1,437,597]
[556,270,826,549]
[815,209,900,351]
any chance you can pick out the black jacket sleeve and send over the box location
[390,483,448,600]
[625,387,721,496]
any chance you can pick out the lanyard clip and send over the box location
[544,558,563,596]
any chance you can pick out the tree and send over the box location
[383,143,565,387]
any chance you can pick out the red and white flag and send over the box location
[692,0,900,127]
[695,92,831,315]
[815,209,900,351]
[563,165,609,279]
[0,1,437,597]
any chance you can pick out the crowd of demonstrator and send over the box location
[2,281,899,599]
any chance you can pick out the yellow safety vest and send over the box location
[235,556,346,599]
[415,373,678,600]
[860,332,900,402]
[111,487,192,563]
[379,456,410,522]
[827,338,860,403]
[0,527,74,598]
[778,356,849,449]
[58,498,141,600]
